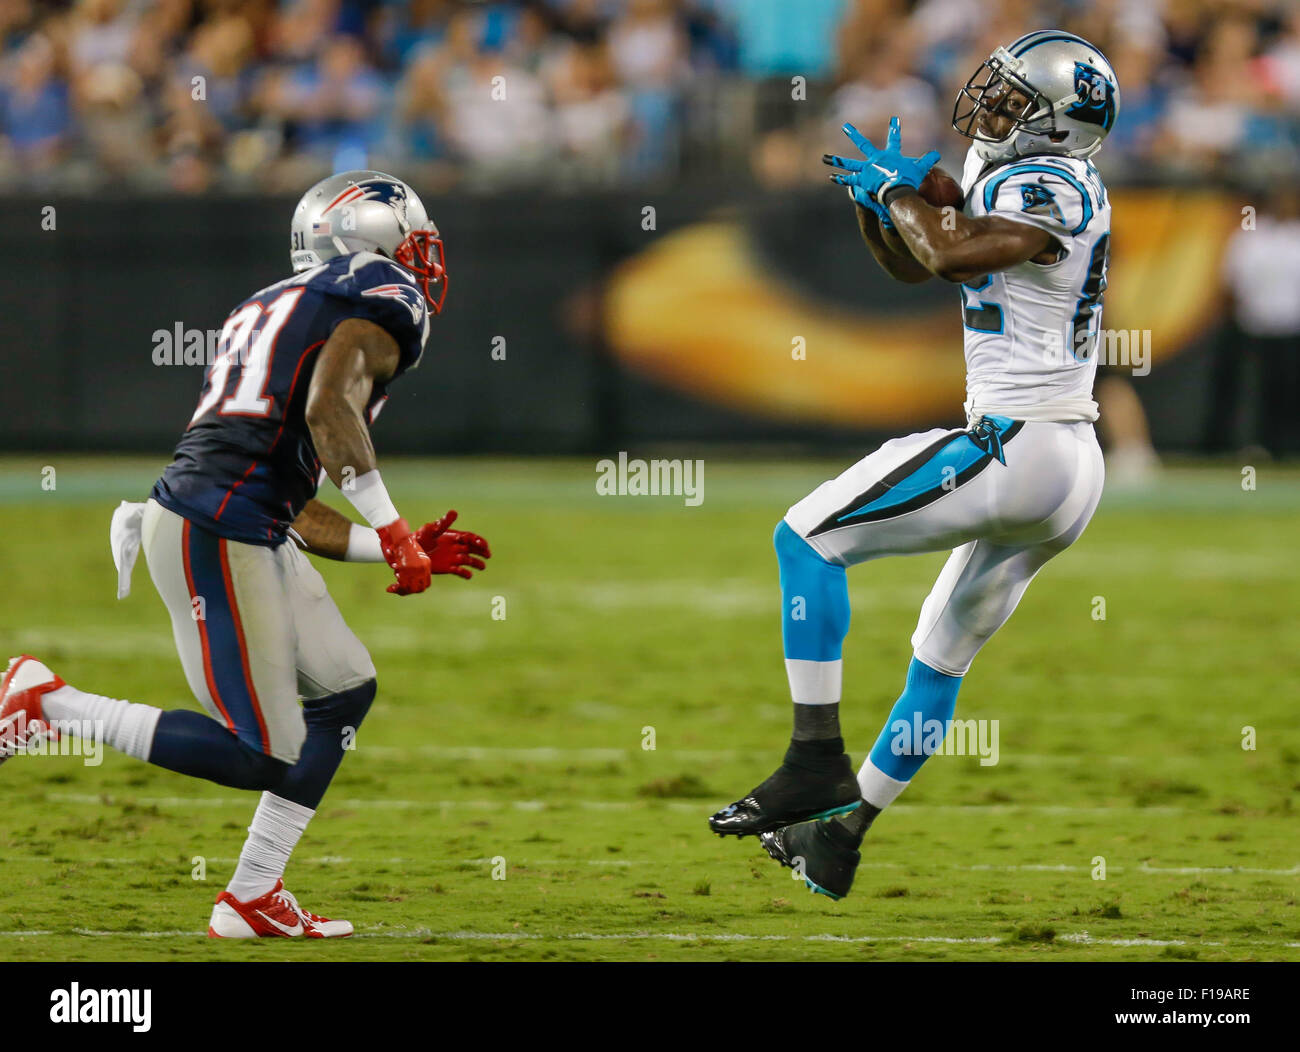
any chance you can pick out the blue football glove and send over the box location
[845,184,895,229]
[823,116,941,208]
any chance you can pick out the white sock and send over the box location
[226,792,315,902]
[784,658,842,705]
[857,757,910,809]
[41,684,161,762]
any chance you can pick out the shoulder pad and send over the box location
[975,156,1100,237]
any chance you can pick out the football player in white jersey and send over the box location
[708,31,1119,899]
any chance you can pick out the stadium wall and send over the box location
[0,188,1238,456]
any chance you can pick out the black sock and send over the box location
[782,735,846,774]
[792,702,840,742]
[832,800,881,845]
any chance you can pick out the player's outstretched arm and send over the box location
[289,499,354,560]
[852,199,933,284]
[290,499,492,579]
[305,317,432,595]
[825,118,937,284]
[884,191,1055,283]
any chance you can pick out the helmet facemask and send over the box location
[395,228,448,315]
[953,51,1056,158]
[952,34,1117,162]
[291,170,450,312]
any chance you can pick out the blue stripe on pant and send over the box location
[183,523,270,755]
[832,415,1018,527]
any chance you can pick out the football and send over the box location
[919,165,965,210]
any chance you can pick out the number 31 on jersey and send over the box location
[190,289,304,424]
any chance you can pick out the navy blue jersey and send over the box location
[152,252,430,546]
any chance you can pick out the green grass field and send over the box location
[0,454,1297,962]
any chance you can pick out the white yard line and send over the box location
[41,792,1190,815]
[1057,933,1219,947]
[340,745,1199,766]
[6,737,1210,765]
[11,852,1297,877]
[0,928,1296,950]
[1136,862,1300,876]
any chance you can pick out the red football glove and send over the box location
[376,518,432,595]
[415,510,491,580]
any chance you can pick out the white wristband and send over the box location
[345,523,386,563]
[342,469,400,530]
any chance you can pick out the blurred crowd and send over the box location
[1,0,1298,194]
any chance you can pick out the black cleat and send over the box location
[759,818,861,901]
[707,746,861,838]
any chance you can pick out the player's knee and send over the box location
[774,518,837,566]
[775,520,850,652]
[776,519,844,584]
[775,519,819,571]
[230,740,293,792]
[303,678,377,733]
[773,519,802,560]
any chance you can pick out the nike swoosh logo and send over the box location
[871,164,898,178]
[256,910,304,936]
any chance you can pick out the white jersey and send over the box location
[958,146,1112,423]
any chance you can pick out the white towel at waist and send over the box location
[110,500,147,599]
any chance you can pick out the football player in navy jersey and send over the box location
[0,171,490,938]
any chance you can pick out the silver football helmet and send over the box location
[953,30,1119,163]
[290,170,447,313]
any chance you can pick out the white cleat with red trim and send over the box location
[0,655,64,766]
[208,879,354,938]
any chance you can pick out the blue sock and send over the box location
[775,521,854,740]
[775,520,850,664]
[867,657,963,782]
[269,680,376,810]
[149,709,289,790]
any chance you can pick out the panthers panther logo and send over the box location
[1065,62,1116,130]
[1020,180,1066,225]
